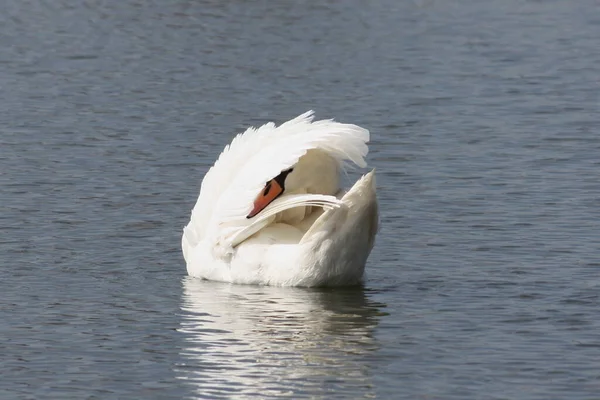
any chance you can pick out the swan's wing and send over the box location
[182,111,369,260]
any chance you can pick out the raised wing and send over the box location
[182,111,369,261]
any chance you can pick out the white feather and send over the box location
[182,112,378,287]
[183,111,369,259]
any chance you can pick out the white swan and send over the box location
[182,111,378,287]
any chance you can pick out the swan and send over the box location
[182,111,378,287]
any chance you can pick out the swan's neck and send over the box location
[275,149,340,225]
[290,149,340,195]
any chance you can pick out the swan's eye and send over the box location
[273,168,294,186]
[263,182,272,196]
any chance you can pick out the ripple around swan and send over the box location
[177,278,386,399]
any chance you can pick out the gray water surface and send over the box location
[2,0,600,399]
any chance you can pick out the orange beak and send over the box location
[247,178,284,218]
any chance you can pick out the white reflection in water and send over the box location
[177,277,385,399]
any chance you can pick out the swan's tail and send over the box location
[296,170,378,285]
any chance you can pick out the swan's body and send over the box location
[182,111,378,287]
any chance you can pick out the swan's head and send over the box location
[247,149,340,219]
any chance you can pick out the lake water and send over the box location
[2,0,599,398]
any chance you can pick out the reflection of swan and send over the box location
[182,111,378,286]
[177,278,385,398]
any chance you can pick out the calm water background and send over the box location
[2,0,599,398]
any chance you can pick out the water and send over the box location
[1,0,599,398]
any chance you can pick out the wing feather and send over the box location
[182,111,369,260]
